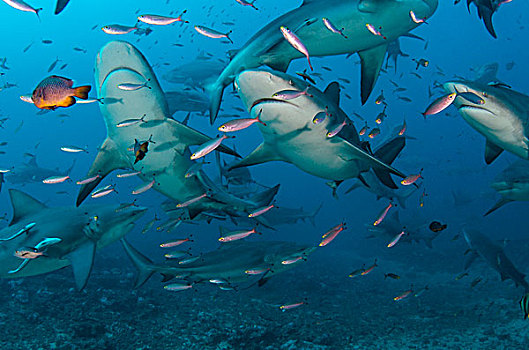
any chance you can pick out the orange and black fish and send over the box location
[32,75,91,110]
[134,136,154,164]
[429,221,447,233]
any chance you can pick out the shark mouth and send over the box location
[458,104,495,116]
[250,98,299,111]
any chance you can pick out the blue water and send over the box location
[0,0,529,348]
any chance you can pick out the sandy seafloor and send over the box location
[2,241,529,350]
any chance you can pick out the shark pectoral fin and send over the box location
[54,0,70,14]
[484,140,504,164]
[76,138,128,206]
[358,174,370,188]
[67,241,96,290]
[8,189,47,226]
[484,197,513,216]
[167,119,240,158]
[464,250,479,270]
[323,82,341,105]
[120,239,158,289]
[345,182,362,194]
[265,59,290,73]
[358,44,388,104]
[372,136,406,189]
[229,143,282,170]
[248,184,280,207]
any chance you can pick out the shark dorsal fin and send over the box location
[67,241,96,290]
[9,189,47,226]
[27,154,38,168]
[323,82,341,105]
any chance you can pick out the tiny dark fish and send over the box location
[42,39,53,44]
[470,277,482,288]
[384,273,400,280]
[429,221,447,233]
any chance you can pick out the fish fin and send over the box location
[400,33,424,41]
[478,5,497,39]
[258,276,271,287]
[373,136,406,189]
[54,0,70,14]
[248,184,280,207]
[76,138,129,206]
[464,250,479,270]
[358,44,387,104]
[395,186,417,209]
[484,197,513,216]
[58,96,76,108]
[229,143,283,170]
[26,153,38,167]
[344,182,363,194]
[484,140,503,164]
[67,241,96,291]
[120,239,158,289]
[323,82,341,105]
[8,189,47,226]
[265,60,290,73]
[358,174,370,188]
[308,203,323,227]
[206,81,225,124]
[181,112,191,126]
[167,119,240,158]
[73,85,91,100]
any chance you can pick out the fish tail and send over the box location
[73,85,91,100]
[35,8,43,21]
[226,30,234,44]
[120,239,158,289]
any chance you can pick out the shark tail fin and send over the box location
[120,239,157,289]
[308,203,323,227]
[206,81,225,125]
[372,136,406,189]
[249,184,280,207]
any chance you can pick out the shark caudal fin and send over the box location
[308,203,323,227]
[206,81,225,125]
[120,239,158,289]
[372,136,406,189]
[477,4,497,39]
[248,184,280,207]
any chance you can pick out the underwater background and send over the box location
[1,0,529,348]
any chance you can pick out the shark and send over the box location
[463,228,529,291]
[165,90,209,115]
[121,238,316,289]
[485,160,529,216]
[232,69,408,190]
[367,211,442,248]
[385,34,424,72]
[206,0,438,122]
[76,41,279,219]
[443,79,529,165]
[0,189,147,290]
[6,154,75,185]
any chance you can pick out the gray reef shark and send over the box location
[463,228,529,291]
[76,41,279,220]
[0,189,146,290]
[121,238,316,289]
[206,0,438,122]
[6,154,75,185]
[485,160,529,216]
[165,90,209,115]
[232,69,407,189]
[444,78,529,164]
